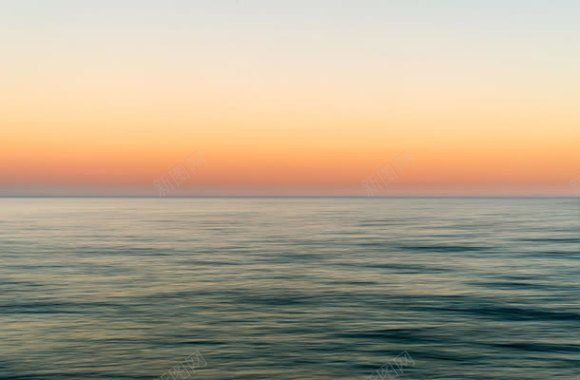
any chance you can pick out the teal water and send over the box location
[0,198,579,379]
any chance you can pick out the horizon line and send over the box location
[0,195,578,199]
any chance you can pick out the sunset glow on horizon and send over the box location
[2,0,579,196]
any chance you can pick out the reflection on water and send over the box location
[0,198,579,379]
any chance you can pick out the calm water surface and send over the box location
[1,198,579,379]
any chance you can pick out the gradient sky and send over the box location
[1,0,579,196]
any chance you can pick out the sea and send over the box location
[1,198,579,379]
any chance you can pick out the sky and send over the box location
[1,0,579,196]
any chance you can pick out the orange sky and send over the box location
[1,1,579,196]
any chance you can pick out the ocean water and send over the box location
[1,198,579,379]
